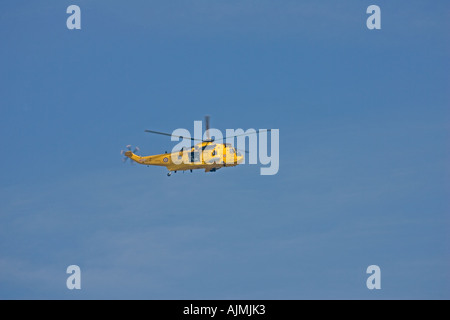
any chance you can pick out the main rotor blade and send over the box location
[220,144,249,154]
[145,130,203,141]
[215,129,271,141]
[236,148,250,154]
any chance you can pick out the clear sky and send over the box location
[0,0,448,299]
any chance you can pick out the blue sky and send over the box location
[0,0,448,299]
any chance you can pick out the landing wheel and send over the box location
[167,172,172,177]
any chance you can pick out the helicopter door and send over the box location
[190,151,200,163]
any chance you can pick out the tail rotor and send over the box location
[121,145,140,163]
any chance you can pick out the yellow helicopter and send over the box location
[121,116,265,176]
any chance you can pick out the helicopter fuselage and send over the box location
[124,142,244,173]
